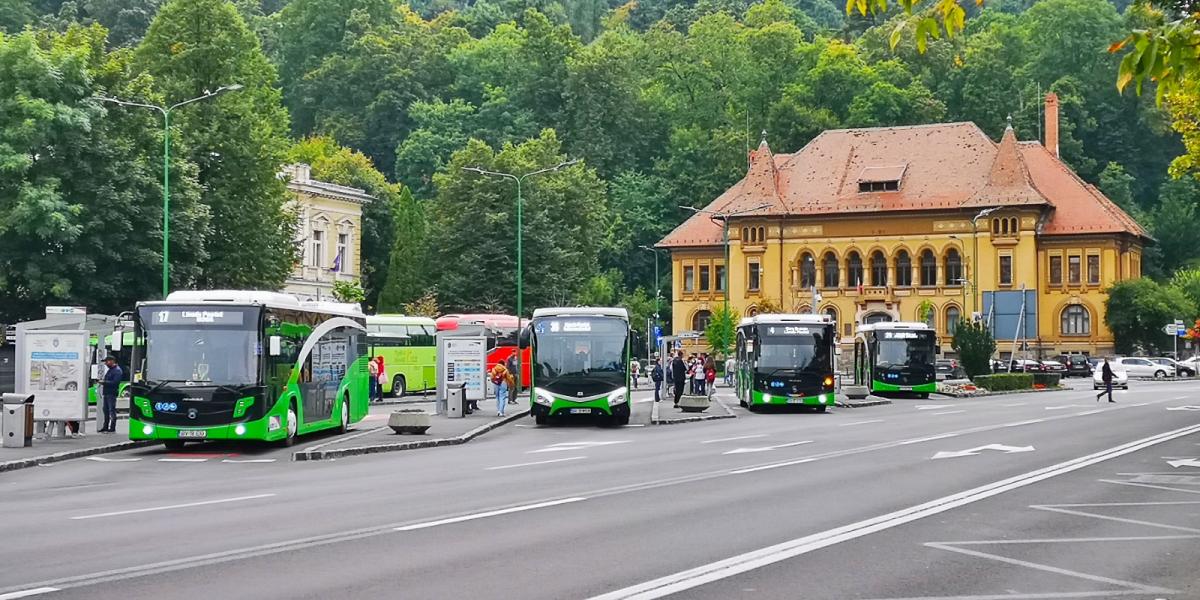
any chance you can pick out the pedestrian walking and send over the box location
[99,355,122,433]
[506,355,519,404]
[367,357,380,402]
[490,362,510,417]
[375,356,388,399]
[725,357,736,387]
[693,356,707,396]
[1097,358,1116,403]
[671,352,686,407]
[704,356,717,400]
[651,359,664,403]
[630,359,640,389]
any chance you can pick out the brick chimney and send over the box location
[1044,92,1059,158]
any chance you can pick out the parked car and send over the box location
[936,359,966,381]
[1040,360,1067,374]
[1182,356,1200,373]
[1114,357,1174,379]
[1149,357,1195,377]
[1093,363,1129,390]
[990,359,1006,373]
[1054,354,1092,377]
[1009,359,1045,373]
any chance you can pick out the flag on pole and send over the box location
[331,251,342,273]
[856,274,863,295]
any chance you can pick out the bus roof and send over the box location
[739,313,832,328]
[436,313,520,331]
[143,290,364,318]
[532,307,628,321]
[368,314,437,326]
[857,321,933,333]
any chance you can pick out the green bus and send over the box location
[365,315,437,397]
[526,307,631,426]
[129,291,370,449]
[852,322,937,397]
[736,314,838,412]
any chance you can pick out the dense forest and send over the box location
[1,0,1196,341]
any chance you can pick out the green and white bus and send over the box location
[365,315,437,397]
[129,291,370,449]
[526,307,631,426]
[736,314,837,412]
[852,322,937,397]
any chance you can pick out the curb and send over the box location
[835,398,893,408]
[652,395,737,425]
[292,410,530,461]
[0,440,155,474]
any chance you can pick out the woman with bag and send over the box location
[704,356,717,400]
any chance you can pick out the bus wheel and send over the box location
[535,414,548,426]
[392,375,407,398]
[739,397,747,408]
[814,405,827,413]
[745,404,758,413]
[917,393,929,399]
[280,403,298,447]
[338,396,350,434]
[163,440,185,451]
[615,415,630,426]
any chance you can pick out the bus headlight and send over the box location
[762,393,772,403]
[534,388,555,406]
[142,424,154,436]
[234,424,247,436]
[822,375,835,389]
[607,387,628,407]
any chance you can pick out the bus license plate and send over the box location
[177,430,207,439]
[786,397,803,404]
[570,408,591,415]
[899,386,912,391]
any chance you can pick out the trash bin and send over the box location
[446,383,467,419]
[2,393,34,448]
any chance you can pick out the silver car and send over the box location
[1093,364,1129,389]
[1116,357,1174,379]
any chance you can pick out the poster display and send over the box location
[440,337,486,401]
[20,330,88,421]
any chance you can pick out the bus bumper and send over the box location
[748,389,835,406]
[128,415,279,442]
[532,397,630,419]
[871,381,937,394]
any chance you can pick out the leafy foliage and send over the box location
[704,303,739,359]
[951,319,996,379]
[331,279,366,304]
[1104,277,1197,355]
[402,289,441,317]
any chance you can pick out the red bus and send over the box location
[435,314,531,385]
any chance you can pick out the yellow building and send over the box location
[280,163,373,301]
[658,95,1147,359]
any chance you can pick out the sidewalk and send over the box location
[0,417,150,473]
[649,381,737,424]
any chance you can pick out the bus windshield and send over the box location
[137,306,260,387]
[533,316,627,395]
[874,330,936,368]
[757,325,831,373]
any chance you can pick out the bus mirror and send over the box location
[935,345,943,355]
[111,329,122,351]
[518,326,531,349]
[269,336,282,357]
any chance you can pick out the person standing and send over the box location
[99,355,122,433]
[490,362,510,417]
[367,357,380,403]
[1097,358,1116,403]
[651,359,664,403]
[725,357,736,387]
[630,359,640,390]
[375,356,387,399]
[671,352,687,407]
[704,356,717,400]
[693,356,707,396]
[505,355,519,404]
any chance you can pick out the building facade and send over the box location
[280,164,373,301]
[658,95,1148,359]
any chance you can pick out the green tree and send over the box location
[136,0,295,290]
[1105,278,1196,355]
[2,0,36,32]
[331,279,366,304]
[704,303,739,358]
[952,319,996,378]
[377,185,428,311]
[1149,178,1200,277]
[1169,267,1200,311]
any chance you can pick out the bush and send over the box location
[972,373,1034,391]
[1032,373,1061,388]
[952,319,997,378]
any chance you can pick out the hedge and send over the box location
[972,373,1034,391]
[1032,373,1062,388]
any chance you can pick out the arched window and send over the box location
[758,227,766,242]
[920,249,937,286]
[946,306,961,335]
[692,310,713,332]
[864,312,892,324]
[923,308,936,330]
[822,252,839,288]
[741,227,749,243]
[870,251,888,287]
[895,250,912,287]
[992,219,1000,235]
[746,305,759,317]
[824,306,838,325]
[797,305,812,314]
[1061,305,1090,335]
[799,252,816,288]
[945,248,963,285]
[1001,219,1009,235]
[1010,218,1018,235]
[847,251,864,287]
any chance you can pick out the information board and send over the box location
[439,337,486,401]
[19,330,88,421]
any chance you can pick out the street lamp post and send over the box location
[678,204,772,305]
[463,159,580,395]
[970,207,1001,316]
[96,85,244,298]
[639,244,664,358]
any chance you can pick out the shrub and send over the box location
[953,319,997,378]
[1032,373,1061,388]
[972,373,1034,391]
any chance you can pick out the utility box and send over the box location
[3,393,34,448]
[446,382,467,419]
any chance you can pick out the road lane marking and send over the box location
[0,588,60,600]
[303,426,388,451]
[589,422,1200,600]
[485,456,587,471]
[221,459,277,463]
[158,458,207,462]
[528,441,632,453]
[1129,402,1150,407]
[931,410,965,416]
[1045,404,1091,410]
[1075,409,1105,416]
[724,441,813,455]
[916,405,955,410]
[1002,402,1027,407]
[899,433,960,445]
[839,419,884,427]
[700,434,767,444]
[931,444,1035,460]
[394,497,587,531]
[1002,419,1046,427]
[84,456,141,462]
[70,494,276,520]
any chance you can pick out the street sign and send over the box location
[1163,324,1180,335]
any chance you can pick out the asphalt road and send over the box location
[1,378,1198,600]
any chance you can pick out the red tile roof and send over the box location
[658,122,1147,248]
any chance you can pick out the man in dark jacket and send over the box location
[670,352,687,407]
[1096,358,1115,403]
[650,359,664,403]
[100,355,123,433]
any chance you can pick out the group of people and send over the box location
[650,351,716,407]
[366,356,387,402]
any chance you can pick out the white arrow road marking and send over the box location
[701,434,767,444]
[724,441,813,455]
[1167,458,1200,468]
[916,405,955,410]
[1167,406,1200,411]
[0,587,60,599]
[528,441,632,454]
[1045,404,1092,410]
[932,444,1036,460]
[84,456,141,462]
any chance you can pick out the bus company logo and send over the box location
[187,408,198,420]
[183,397,205,403]
[154,402,179,412]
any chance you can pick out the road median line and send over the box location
[291,409,530,461]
